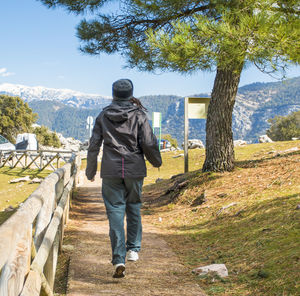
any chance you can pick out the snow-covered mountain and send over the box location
[0,83,111,108]
[1,78,299,143]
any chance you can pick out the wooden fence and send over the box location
[0,153,81,296]
[0,150,75,171]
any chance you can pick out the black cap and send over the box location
[112,79,133,100]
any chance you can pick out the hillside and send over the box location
[163,77,300,144]
[142,140,300,296]
[234,77,300,142]
[28,100,101,141]
[0,77,299,143]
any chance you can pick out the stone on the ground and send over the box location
[56,133,82,151]
[217,202,237,215]
[217,193,228,198]
[296,204,300,210]
[292,137,299,141]
[192,264,228,278]
[275,146,299,156]
[30,178,42,184]
[156,178,163,183]
[62,244,75,251]
[4,205,15,212]
[9,176,31,183]
[234,140,247,146]
[259,135,273,143]
[281,147,299,153]
[182,139,205,149]
[188,139,205,149]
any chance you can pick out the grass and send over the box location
[141,141,300,296]
[0,167,51,224]
[80,149,205,185]
[145,148,205,185]
[61,141,300,295]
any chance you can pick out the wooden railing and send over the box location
[0,150,75,171]
[0,153,81,296]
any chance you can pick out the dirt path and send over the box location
[65,173,206,296]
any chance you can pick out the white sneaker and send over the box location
[113,263,125,278]
[127,250,139,261]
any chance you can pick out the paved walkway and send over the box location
[66,173,206,296]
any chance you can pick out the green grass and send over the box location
[142,140,300,296]
[0,167,51,224]
[80,149,205,185]
[144,148,205,184]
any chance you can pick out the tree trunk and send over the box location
[202,66,242,172]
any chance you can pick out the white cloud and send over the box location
[2,72,15,77]
[57,75,65,79]
[0,67,15,77]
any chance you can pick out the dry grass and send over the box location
[59,141,300,295]
[0,167,51,224]
[142,141,300,296]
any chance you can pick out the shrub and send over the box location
[267,111,300,141]
[33,126,61,148]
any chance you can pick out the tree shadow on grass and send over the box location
[235,150,300,169]
[171,192,299,232]
[0,210,16,225]
[0,166,50,178]
[156,192,300,295]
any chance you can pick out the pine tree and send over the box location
[40,0,300,171]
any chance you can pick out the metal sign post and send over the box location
[184,98,189,173]
[86,116,94,139]
[152,112,162,151]
[184,97,210,173]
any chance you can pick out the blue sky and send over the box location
[1,0,299,97]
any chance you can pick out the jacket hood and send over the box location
[104,102,139,122]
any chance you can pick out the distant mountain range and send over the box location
[0,77,299,144]
[0,83,111,109]
[160,76,300,144]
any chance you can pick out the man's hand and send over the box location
[90,177,95,182]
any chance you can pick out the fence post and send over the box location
[0,224,32,296]
[43,230,60,290]
[1,153,78,295]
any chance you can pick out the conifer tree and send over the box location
[40,0,300,171]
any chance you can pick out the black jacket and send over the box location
[85,100,162,180]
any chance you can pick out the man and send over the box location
[86,79,162,278]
